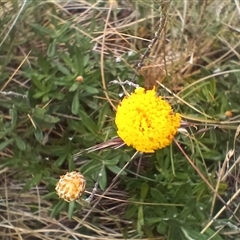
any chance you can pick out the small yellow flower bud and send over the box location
[55,171,86,202]
[76,76,83,82]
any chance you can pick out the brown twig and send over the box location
[132,0,171,83]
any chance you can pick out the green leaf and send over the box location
[53,61,71,75]
[106,165,127,175]
[38,54,51,74]
[172,183,192,203]
[68,201,75,219]
[201,150,222,161]
[57,22,71,38]
[42,94,50,102]
[84,85,99,95]
[47,40,56,57]
[71,91,80,115]
[15,135,26,151]
[51,200,67,218]
[9,108,17,129]
[53,154,68,168]
[98,166,107,190]
[81,160,102,176]
[24,173,42,191]
[43,145,70,156]
[180,227,208,240]
[83,54,90,67]
[32,173,42,185]
[150,188,168,203]
[0,139,14,151]
[69,82,80,92]
[103,155,120,166]
[165,206,177,218]
[137,205,144,236]
[30,23,54,37]
[73,48,84,75]
[33,91,46,99]
[43,191,57,200]
[32,108,46,120]
[97,103,109,130]
[67,119,85,133]
[78,108,98,134]
[140,182,149,200]
[146,216,165,225]
[125,204,138,219]
[34,128,44,143]
[157,222,167,234]
[209,79,216,96]
[68,155,75,171]
[50,92,65,100]
[31,74,46,91]
[43,114,60,124]
[205,227,224,240]
[60,52,74,70]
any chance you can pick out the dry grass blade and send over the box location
[201,188,240,234]
[100,2,118,111]
[132,0,171,83]
[1,51,31,92]
[0,0,27,48]
[0,174,133,240]
[210,149,234,216]
[174,139,240,223]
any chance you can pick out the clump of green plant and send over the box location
[0,1,240,240]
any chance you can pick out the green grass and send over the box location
[0,0,240,239]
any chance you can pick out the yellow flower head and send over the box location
[115,87,181,153]
[55,171,86,202]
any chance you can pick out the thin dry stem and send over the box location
[174,139,240,224]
